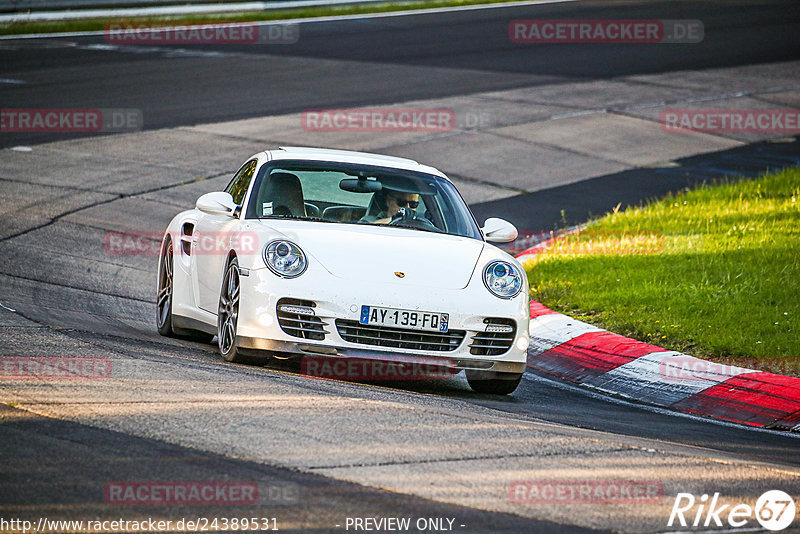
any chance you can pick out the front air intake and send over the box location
[469,318,516,356]
[276,298,327,341]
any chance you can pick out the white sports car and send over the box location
[157,147,529,394]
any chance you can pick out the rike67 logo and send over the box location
[669,490,796,531]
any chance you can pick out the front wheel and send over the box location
[466,370,523,395]
[217,257,266,365]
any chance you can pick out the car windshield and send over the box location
[244,160,483,240]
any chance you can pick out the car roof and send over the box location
[265,146,450,180]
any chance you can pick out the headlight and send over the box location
[264,240,307,278]
[483,260,522,298]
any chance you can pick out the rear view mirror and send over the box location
[340,178,382,193]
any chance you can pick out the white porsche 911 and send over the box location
[157,147,529,394]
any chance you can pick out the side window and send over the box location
[225,160,258,205]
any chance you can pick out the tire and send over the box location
[466,370,523,395]
[156,237,215,343]
[217,257,266,365]
[156,237,177,337]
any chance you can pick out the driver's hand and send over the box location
[390,207,414,222]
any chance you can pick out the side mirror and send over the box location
[482,218,518,243]
[196,192,238,217]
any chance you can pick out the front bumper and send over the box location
[235,264,529,372]
[236,335,526,374]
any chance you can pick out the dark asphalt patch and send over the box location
[0,403,599,533]
[472,136,800,233]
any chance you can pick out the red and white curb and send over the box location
[524,300,800,431]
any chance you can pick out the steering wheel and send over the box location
[388,212,440,232]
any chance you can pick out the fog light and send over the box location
[516,337,530,351]
[258,313,274,327]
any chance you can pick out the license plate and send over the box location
[360,306,449,333]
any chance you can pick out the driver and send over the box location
[361,189,420,224]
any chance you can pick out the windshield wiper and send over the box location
[357,220,445,234]
[260,215,331,222]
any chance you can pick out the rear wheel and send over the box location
[156,237,214,343]
[217,257,266,365]
[156,238,176,337]
[466,370,523,395]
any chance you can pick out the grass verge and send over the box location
[525,167,800,375]
[0,0,524,36]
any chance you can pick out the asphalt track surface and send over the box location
[1,1,800,532]
[2,0,800,146]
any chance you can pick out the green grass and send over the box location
[0,0,524,36]
[525,167,800,374]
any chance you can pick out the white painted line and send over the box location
[529,312,602,339]
[0,0,579,39]
[77,42,227,58]
[284,0,580,25]
[0,0,329,22]
[515,253,540,266]
[0,78,25,84]
[549,109,606,120]
[528,312,603,356]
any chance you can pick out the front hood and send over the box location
[255,220,485,289]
